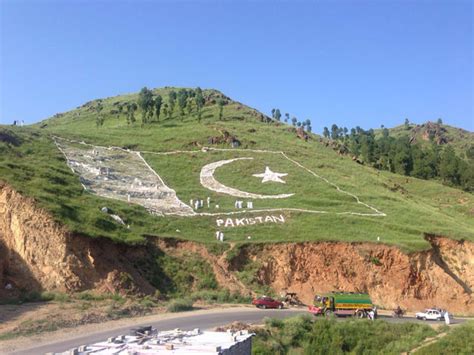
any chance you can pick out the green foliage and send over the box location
[218,98,224,120]
[137,87,154,124]
[135,249,219,298]
[274,109,281,121]
[166,298,194,312]
[323,126,330,138]
[177,88,188,119]
[369,256,382,266]
[404,118,410,129]
[415,321,474,355]
[168,90,177,118]
[327,124,473,192]
[253,317,437,355]
[154,94,163,121]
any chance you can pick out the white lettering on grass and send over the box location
[216,214,286,228]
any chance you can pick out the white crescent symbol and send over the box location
[200,157,294,199]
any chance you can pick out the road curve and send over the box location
[8,307,464,355]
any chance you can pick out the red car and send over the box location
[252,296,284,309]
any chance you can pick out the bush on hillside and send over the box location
[166,299,194,312]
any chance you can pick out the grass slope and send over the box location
[1,87,473,252]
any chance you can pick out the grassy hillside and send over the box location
[1,87,473,252]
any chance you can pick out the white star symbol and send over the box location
[252,166,288,184]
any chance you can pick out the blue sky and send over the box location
[1,0,472,131]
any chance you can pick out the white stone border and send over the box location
[52,136,386,217]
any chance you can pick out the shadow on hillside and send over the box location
[0,241,45,325]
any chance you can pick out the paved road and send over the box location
[9,307,465,355]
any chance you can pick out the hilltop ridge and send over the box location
[0,87,472,251]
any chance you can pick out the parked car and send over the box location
[252,296,284,309]
[415,308,445,321]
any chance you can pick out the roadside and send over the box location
[0,303,261,354]
[2,298,472,355]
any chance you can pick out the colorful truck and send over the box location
[308,291,374,318]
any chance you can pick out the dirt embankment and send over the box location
[0,183,156,297]
[0,183,473,314]
[230,239,473,314]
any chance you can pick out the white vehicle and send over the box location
[415,308,445,321]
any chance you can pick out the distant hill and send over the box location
[0,87,473,252]
[384,121,473,157]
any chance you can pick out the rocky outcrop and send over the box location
[410,121,448,145]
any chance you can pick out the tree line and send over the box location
[323,123,474,191]
[96,87,227,127]
[270,108,312,132]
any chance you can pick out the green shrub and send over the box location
[139,295,157,308]
[41,291,70,302]
[252,317,437,355]
[76,291,105,301]
[166,299,194,312]
[415,321,474,355]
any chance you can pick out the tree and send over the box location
[411,145,435,179]
[304,119,311,129]
[323,127,330,138]
[297,121,302,127]
[195,87,205,123]
[439,146,460,185]
[186,97,195,116]
[404,118,410,130]
[274,109,281,121]
[291,117,297,126]
[117,104,123,118]
[218,99,224,120]
[154,95,163,121]
[271,108,276,118]
[138,87,154,124]
[126,103,137,124]
[437,118,443,125]
[330,124,339,140]
[95,101,104,128]
[162,104,169,120]
[459,160,474,192]
[168,90,177,117]
[177,89,188,120]
[307,125,312,133]
[285,113,290,123]
[359,133,375,164]
[392,138,412,175]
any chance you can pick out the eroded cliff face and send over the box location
[0,183,473,314]
[232,239,473,314]
[0,183,155,297]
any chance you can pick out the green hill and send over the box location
[383,121,473,157]
[1,87,473,252]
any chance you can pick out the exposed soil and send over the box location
[229,239,473,314]
[1,182,473,315]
